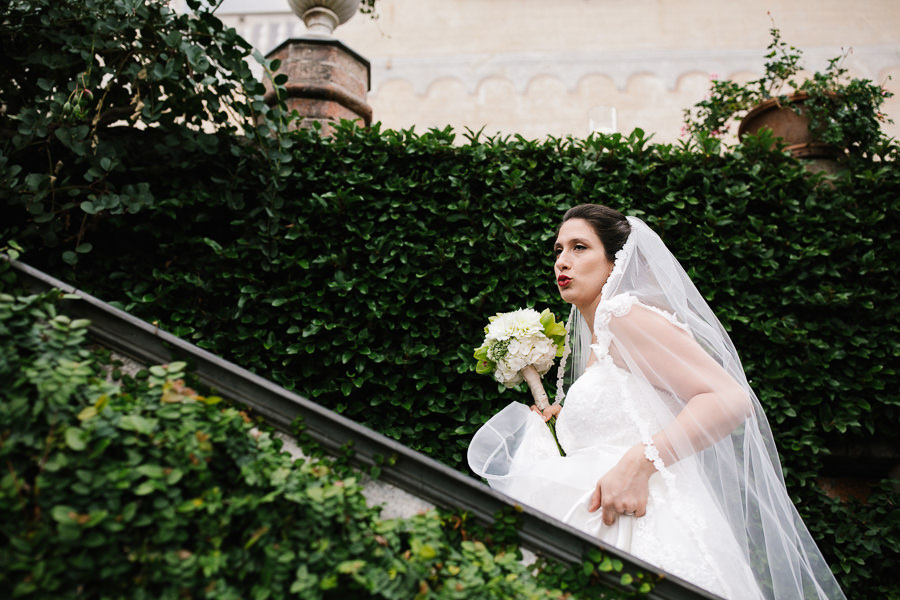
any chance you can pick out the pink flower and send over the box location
[710,73,719,81]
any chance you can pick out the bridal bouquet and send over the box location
[473,308,567,455]
[473,308,566,389]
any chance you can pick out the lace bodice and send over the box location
[555,361,669,453]
[556,295,687,455]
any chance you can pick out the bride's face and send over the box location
[554,218,614,313]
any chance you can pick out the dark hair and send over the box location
[560,204,631,258]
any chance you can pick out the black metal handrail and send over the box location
[9,258,719,600]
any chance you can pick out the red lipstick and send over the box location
[557,275,572,288]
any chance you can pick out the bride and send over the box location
[468,204,845,600]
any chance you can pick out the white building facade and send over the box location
[209,0,900,144]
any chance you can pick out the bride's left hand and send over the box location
[530,403,561,422]
[587,444,656,525]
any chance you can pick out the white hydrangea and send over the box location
[482,309,558,387]
[484,308,545,343]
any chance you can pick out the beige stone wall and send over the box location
[217,0,900,144]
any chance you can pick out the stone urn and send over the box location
[287,0,360,37]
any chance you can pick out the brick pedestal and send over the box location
[265,37,371,135]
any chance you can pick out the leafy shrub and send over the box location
[0,0,291,263]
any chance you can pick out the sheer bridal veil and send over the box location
[568,216,845,599]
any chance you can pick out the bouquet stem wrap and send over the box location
[520,365,549,410]
[520,364,565,456]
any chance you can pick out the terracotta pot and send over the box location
[738,92,843,160]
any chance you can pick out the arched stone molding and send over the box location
[216,11,899,95]
[422,76,468,98]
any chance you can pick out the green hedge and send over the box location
[1,0,898,597]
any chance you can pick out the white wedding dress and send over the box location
[468,306,764,599]
[469,215,846,600]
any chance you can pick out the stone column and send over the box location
[265,37,372,135]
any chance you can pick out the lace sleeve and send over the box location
[606,304,752,465]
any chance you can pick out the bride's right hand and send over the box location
[530,403,561,422]
[588,444,655,525]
